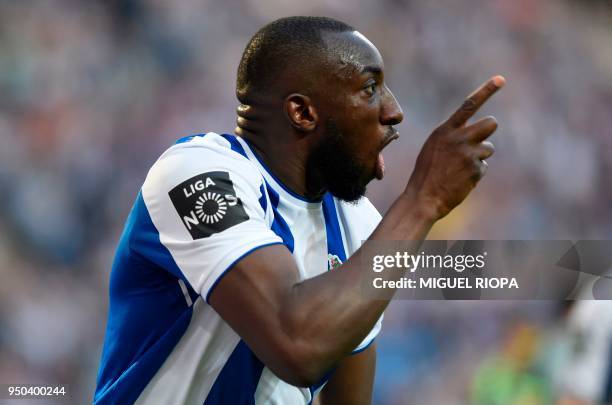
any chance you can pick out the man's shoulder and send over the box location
[142,132,265,203]
[149,132,262,179]
[162,132,254,163]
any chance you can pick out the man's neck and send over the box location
[239,132,315,199]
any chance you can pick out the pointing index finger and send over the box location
[445,75,506,128]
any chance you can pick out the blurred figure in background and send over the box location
[556,299,612,404]
[471,322,550,405]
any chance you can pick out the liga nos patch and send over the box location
[169,171,249,239]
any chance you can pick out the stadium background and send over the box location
[1,0,612,403]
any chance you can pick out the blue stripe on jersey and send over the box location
[265,183,295,253]
[95,192,196,404]
[222,135,295,253]
[175,133,206,144]
[306,189,344,400]
[221,134,248,159]
[204,340,265,405]
[322,193,347,265]
[258,184,268,214]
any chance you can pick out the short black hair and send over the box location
[236,16,355,103]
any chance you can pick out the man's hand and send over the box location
[406,75,506,220]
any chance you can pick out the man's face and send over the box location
[305,31,404,202]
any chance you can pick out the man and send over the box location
[95,16,504,404]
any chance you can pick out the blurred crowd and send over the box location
[1,0,612,403]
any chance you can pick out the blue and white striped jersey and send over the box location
[95,132,383,404]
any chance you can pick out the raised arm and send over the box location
[210,76,506,387]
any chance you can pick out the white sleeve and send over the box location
[142,143,283,302]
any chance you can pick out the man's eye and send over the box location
[364,82,376,96]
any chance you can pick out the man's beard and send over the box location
[305,118,371,202]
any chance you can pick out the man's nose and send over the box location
[380,85,404,126]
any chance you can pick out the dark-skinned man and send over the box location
[95,16,505,405]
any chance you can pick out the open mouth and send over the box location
[375,128,399,180]
[381,128,400,149]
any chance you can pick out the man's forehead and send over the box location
[321,30,384,75]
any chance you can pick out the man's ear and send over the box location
[284,94,318,132]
